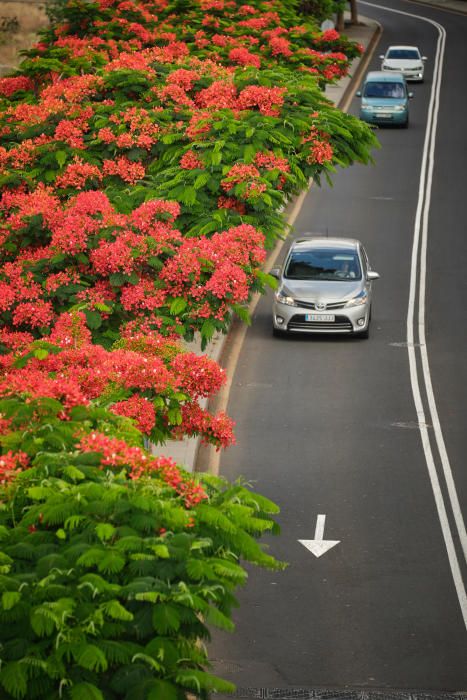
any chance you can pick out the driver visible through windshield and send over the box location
[363,81,406,98]
[285,248,362,281]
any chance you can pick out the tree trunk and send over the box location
[336,9,344,32]
[349,0,359,25]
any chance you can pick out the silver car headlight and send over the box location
[275,290,296,306]
[345,290,368,307]
[393,105,406,112]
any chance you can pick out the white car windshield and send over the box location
[285,250,362,281]
[387,49,420,59]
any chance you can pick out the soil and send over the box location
[0,0,49,75]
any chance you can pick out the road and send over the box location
[208,0,467,695]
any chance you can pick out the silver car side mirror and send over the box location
[367,270,380,280]
[408,92,414,99]
[379,54,385,59]
[422,56,428,61]
[269,267,281,279]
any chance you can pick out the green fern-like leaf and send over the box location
[175,668,235,694]
[0,661,28,699]
[185,558,214,581]
[95,523,116,542]
[97,551,126,575]
[76,644,108,672]
[210,558,247,584]
[204,604,235,632]
[70,682,104,700]
[147,680,178,700]
[101,599,133,621]
[2,591,21,610]
[78,573,121,596]
[30,606,57,637]
[76,547,105,568]
[95,640,136,665]
[152,604,180,634]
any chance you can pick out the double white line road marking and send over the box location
[362,0,467,628]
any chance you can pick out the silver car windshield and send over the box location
[285,249,362,281]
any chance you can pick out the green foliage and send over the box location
[0,417,284,698]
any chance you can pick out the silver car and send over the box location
[271,237,380,338]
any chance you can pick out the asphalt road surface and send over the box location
[209,0,467,695]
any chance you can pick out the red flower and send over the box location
[55,157,102,190]
[180,150,204,169]
[321,28,340,42]
[0,76,34,97]
[196,81,238,110]
[269,36,292,57]
[102,157,145,184]
[237,85,286,116]
[229,47,261,68]
[112,395,156,433]
[12,301,54,329]
[0,449,28,486]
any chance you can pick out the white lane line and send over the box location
[361,0,467,628]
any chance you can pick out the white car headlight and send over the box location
[345,290,368,307]
[393,105,406,112]
[275,290,296,306]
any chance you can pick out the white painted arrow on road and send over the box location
[299,514,340,558]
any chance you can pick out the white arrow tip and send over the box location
[298,539,340,558]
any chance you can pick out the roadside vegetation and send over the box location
[0,0,378,697]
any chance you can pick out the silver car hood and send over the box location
[281,278,363,302]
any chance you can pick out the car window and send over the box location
[387,49,420,59]
[285,249,362,281]
[364,81,406,98]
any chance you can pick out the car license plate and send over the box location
[378,112,392,118]
[306,314,335,322]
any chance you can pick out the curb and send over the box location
[339,21,382,111]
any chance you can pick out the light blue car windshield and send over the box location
[364,82,406,98]
[285,249,362,281]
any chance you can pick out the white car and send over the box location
[380,45,427,82]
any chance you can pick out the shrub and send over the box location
[0,393,283,699]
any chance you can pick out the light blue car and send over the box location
[356,71,413,128]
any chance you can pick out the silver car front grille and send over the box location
[288,315,353,332]
[295,299,347,310]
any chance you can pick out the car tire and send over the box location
[355,310,371,338]
[356,326,370,339]
[401,117,409,129]
[272,326,288,338]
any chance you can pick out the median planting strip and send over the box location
[0,1,378,697]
